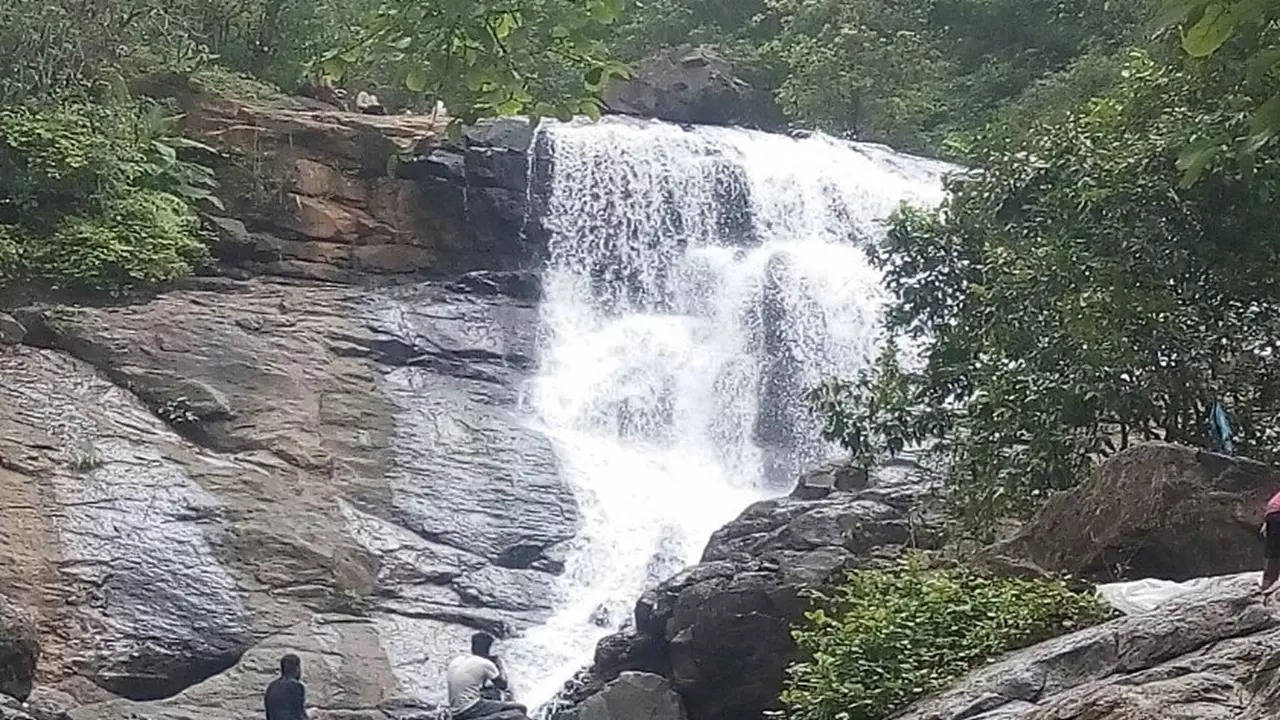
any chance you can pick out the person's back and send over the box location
[265,654,308,720]
[447,653,498,716]
[446,633,525,720]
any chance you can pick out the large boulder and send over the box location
[558,457,940,720]
[0,697,34,720]
[0,314,24,346]
[573,673,687,720]
[990,442,1280,581]
[0,597,38,701]
[0,276,573,718]
[603,46,782,129]
[896,573,1280,720]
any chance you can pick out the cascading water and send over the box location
[504,118,952,709]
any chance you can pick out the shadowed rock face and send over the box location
[0,599,38,701]
[0,277,575,719]
[568,672,687,720]
[554,457,942,720]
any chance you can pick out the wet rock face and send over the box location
[0,353,251,701]
[896,573,1280,720]
[0,696,34,720]
[189,98,541,281]
[560,457,940,720]
[571,673,687,720]
[0,598,38,701]
[988,442,1280,581]
[0,277,575,719]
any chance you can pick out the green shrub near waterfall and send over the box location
[781,561,1112,720]
[0,103,213,291]
[816,37,1280,534]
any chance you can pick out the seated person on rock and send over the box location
[355,84,387,115]
[265,653,310,720]
[313,74,344,111]
[447,633,526,719]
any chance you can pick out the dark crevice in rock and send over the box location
[493,544,548,570]
[375,605,513,638]
[446,270,542,304]
[89,647,245,702]
[328,331,532,381]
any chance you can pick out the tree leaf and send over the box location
[1244,95,1280,151]
[1175,136,1224,187]
[1180,3,1236,58]
[589,0,623,23]
[405,66,429,93]
[1247,45,1280,84]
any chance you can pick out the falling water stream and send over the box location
[503,118,952,709]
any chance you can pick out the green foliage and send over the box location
[0,103,211,290]
[761,0,952,147]
[330,586,374,616]
[0,0,214,105]
[605,0,1155,152]
[1161,0,1280,183]
[316,0,630,125]
[32,191,205,288]
[0,0,632,290]
[158,396,202,425]
[808,343,937,471]
[818,50,1280,533]
[67,441,104,472]
[782,560,1111,720]
[189,65,302,106]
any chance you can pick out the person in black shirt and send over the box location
[264,654,309,720]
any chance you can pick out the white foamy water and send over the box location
[504,118,951,709]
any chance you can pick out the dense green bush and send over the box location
[782,561,1112,720]
[807,342,937,472]
[0,0,213,105]
[0,103,212,290]
[603,0,1155,152]
[816,45,1280,533]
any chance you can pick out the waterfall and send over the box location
[503,118,951,709]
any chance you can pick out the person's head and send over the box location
[280,653,302,680]
[470,632,495,657]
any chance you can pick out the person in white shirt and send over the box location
[446,633,526,720]
[355,84,385,115]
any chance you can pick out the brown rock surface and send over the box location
[990,442,1280,581]
[187,99,541,280]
